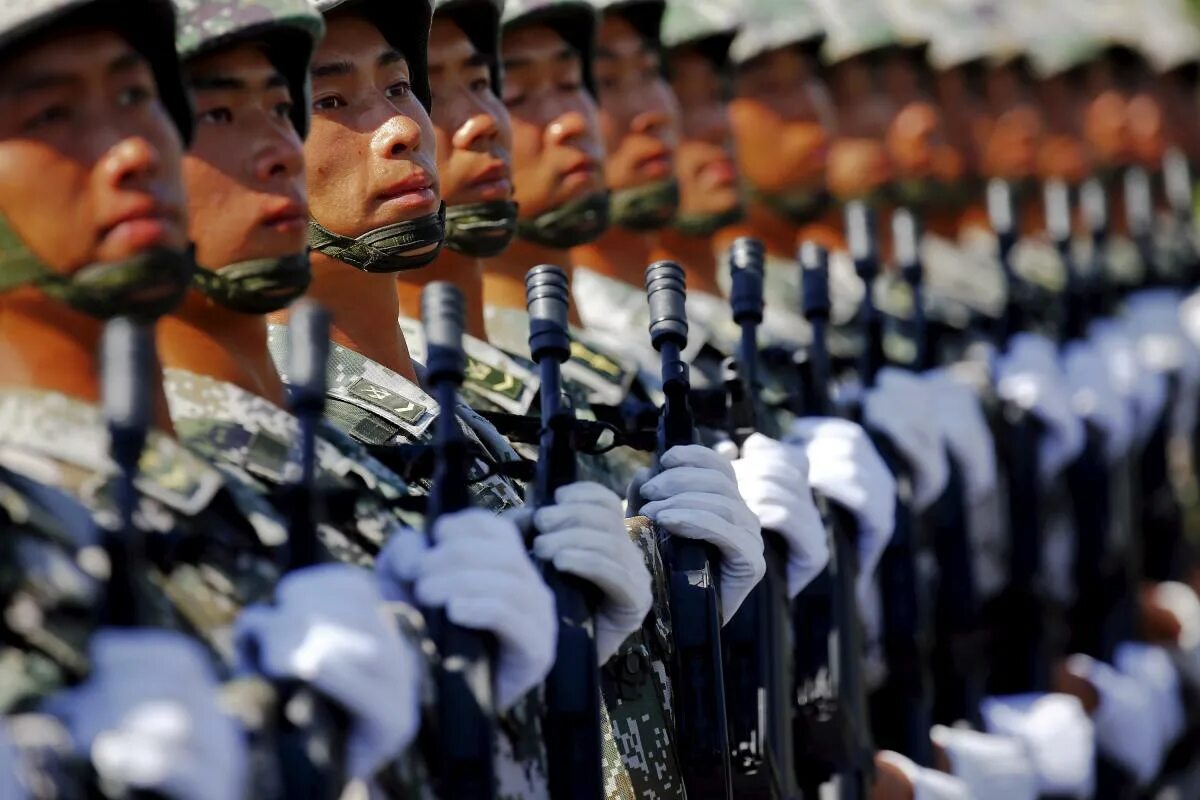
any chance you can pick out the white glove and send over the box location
[786,417,896,604]
[864,367,951,512]
[923,367,998,504]
[529,482,653,664]
[49,629,247,800]
[877,749,971,800]
[981,693,1095,798]
[639,444,766,622]
[730,433,830,598]
[1126,288,1200,439]
[1089,318,1165,447]
[376,510,557,713]
[995,332,1087,481]
[1114,641,1185,749]
[1062,339,1135,463]
[234,564,419,779]
[1065,653,1167,785]
[0,724,27,800]
[930,725,1037,800]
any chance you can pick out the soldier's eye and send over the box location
[197,107,233,125]
[313,95,346,111]
[274,101,293,119]
[23,105,70,131]
[118,84,154,107]
[386,81,412,100]
[470,78,490,94]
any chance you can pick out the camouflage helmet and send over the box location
[660,0,738,68]
[810,0,898,65]
[727,0,824,66]
[434,0,504,94]
[0,0,193,143]
[502,0,598,95]
[315,0,434,110]
[175,0,326,138]
[1140,0,1200,74]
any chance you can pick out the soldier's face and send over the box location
[593,14,680,192]
[429,18,514,207]
[501,24,606,220]
[1034,73,1090,183]
[304,14,441,238]
[668,48,739,221]
[183,44,307,270]
[826,58,893,200]
[980,64,1042,180]
[0,28,186,273]
[729,47,832,196]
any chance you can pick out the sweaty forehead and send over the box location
[317,11,398,64]
[596,14,649,59]
[185,42,282,86]
[429,17,481,67]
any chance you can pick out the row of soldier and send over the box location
[1,0,1200,798]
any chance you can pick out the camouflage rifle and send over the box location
[525,265,603,800]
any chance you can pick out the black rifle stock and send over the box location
[421,283,497,800]
[525,265,603,800]
[273,302,354,800]
[644,260,732,800]
[797,242,874,799]
[722,237,796,797]
[99,319,154,629]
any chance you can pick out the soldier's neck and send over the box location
[0,293,175,433]
[570,227,656,288]
[395,248,488,340]
[270,251,417,382]
[157,290,287,407]
[714,200,798,260]
[484,238,584,327]
[924,206,964,239]
[654,228,722,296]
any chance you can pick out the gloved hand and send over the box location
[1065,653,1168,785]
[0,723,27,800]
[923,367,998,504]
[729,433,829,598]
[639,444,766,622]
[527,481,653,663]
[1089,318,1165,447]
[864,367,951,512]
[930,725,1037,800]
[981,693,1095,798]
[1062,339,1135,463]
[786,417,896,604]
[376,510,557,712]
[876,749,971,799]
[1113,641,1185,749]
[48,629,247,800]
[995,332,1086,481]
[234,564,420,779]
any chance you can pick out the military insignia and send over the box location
[348,378,429,424]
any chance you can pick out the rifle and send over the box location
[271,301,353,800]
[1044,180,1085,344]
[421,282,497,800]
[99,318,154,629]
[892,212,983,728]
[796,242,874,799]
[1125,167,1156,291]
[642,260,732,800]
[985,179,1051,693]
[850,206,931,765]
[1163,147,1198,286]
[525,265,603,800]
[721,237,796,797]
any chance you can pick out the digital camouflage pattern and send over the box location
[174,0,325,137]
[264,325,549,799]
[163,368,422,565]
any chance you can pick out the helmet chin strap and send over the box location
[609,179,680,232]
[672,204,746,238]
[444,200,520,258]
[0,213,194,322]
[307,204,447,273]
[191,252,312,315]
[516,191,611,249]
[745,184,831,226]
